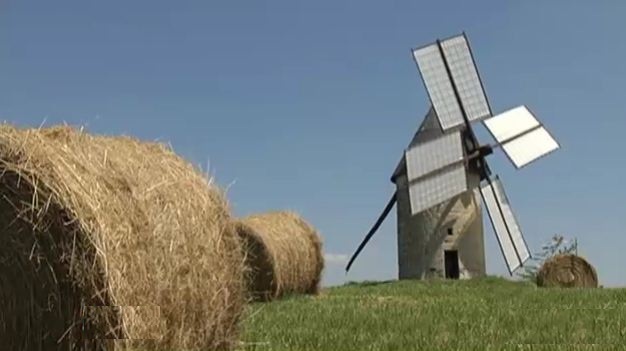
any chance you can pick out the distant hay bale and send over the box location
[235,211,324,301]
[0,124,245,350]
[536,254,598,288]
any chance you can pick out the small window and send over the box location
[447,228,453,236]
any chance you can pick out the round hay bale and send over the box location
[536,254,598,288]
[235,211,324,301]
[0,125,245,350]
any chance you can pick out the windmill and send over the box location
[345,33,560,279]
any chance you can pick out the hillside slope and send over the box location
[240,277,626,350]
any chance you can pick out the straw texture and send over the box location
[0,125,245,350]
[536,254,598,288]
[235,211,323,301]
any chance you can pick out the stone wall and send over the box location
[396,175,486,279]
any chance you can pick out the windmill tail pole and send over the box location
[345,191,397,273]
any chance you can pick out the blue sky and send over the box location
[1,1,625,287]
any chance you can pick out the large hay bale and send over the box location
[0,125,245,350]
[235,211,324,301]
[536,254,598,288]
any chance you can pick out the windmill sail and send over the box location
[483,105,560,168]
[406,163,468,216]
[480,177,530,273]
[404,131,468,215]
[412,34,491,131]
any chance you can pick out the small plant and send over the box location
[516,234,578,282]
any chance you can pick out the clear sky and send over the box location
[1,1,625,287]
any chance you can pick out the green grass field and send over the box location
[239,277,626,350]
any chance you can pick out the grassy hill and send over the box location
[239,277,626,350]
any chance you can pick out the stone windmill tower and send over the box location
[345,33,560,280]
[391,108,485,279]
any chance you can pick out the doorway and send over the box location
[444,250,460,279]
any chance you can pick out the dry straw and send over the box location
[536,254,598,288]
[0,124,245,350]
[235,211,324,301]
